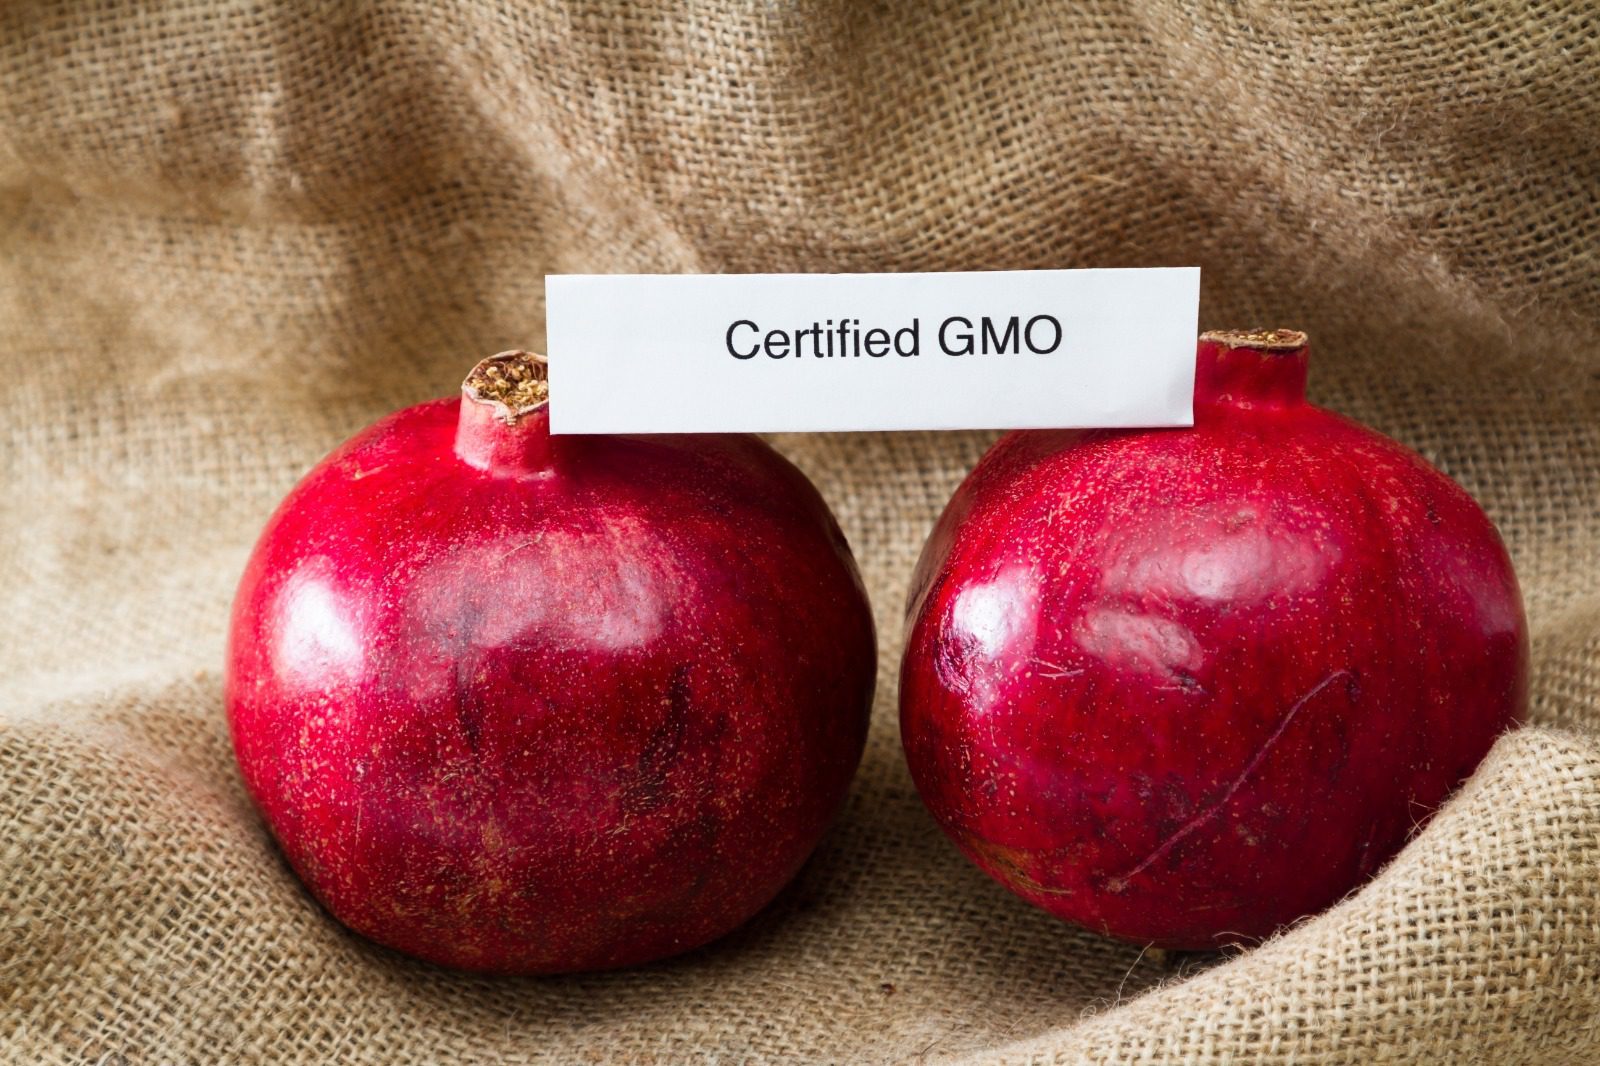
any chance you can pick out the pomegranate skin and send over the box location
[899,330,1527,950]
[227,354,875,974]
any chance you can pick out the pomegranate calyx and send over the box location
[1196,328,1310,412]
[463,350,549,425]
[1199,328,1308,352]
[455,351,556,475]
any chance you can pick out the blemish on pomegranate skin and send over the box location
[1029,656,1083,681]
[1088,665,1350,889]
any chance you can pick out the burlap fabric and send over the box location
[4,2,1598,1062]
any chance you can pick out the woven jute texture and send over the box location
[3,2,1598,1063]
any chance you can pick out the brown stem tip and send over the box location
[1200,328,1308,351]
[464,350,549,423]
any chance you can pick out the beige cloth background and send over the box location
[3,2,1598,1062]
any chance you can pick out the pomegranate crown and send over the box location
[463,350,549,425]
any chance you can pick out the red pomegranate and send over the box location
[899,329,1527,949]
[227,351,875,973]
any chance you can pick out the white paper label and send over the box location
[545,267,1199,434]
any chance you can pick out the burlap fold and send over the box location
[3,2,1597,1062]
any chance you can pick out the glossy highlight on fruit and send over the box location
[227,351,875,974]
[899,329,1527,949]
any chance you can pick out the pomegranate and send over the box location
[899,329,1526,949]
[227,351,875,973]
